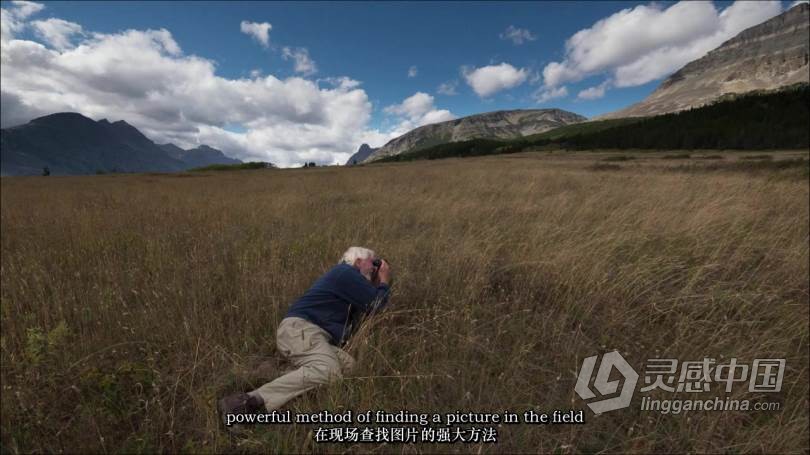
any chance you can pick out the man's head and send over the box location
[340,246,377,281]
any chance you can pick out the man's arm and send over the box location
[335,260,393,313]
[368,260,392,314]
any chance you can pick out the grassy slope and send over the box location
[1,155,808,453]
[521,117,642,141]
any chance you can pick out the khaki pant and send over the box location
[250,317,356,411]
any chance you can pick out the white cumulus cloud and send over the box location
[1,1,45,43]
[499,25,537,45]
[462,63,528,98]
[577,80,610,100]
[30,18,84,50]
[282,46,317,76]
[318,76,361,90]
[383,92,456,137]
[240,20,271,48]
[10,0,44,18]
[384,92,434,118]
[437,80,458,96]
[533,86,568,104]
[1,8,385,167]
[543,1,784,88]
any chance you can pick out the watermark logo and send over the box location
[575,351,639,414]
[575,352,785,415]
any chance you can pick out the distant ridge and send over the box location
[161,143,241,169]
[0,113,241,176]
[364,108,585,162]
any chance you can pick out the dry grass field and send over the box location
[1,151,808,453]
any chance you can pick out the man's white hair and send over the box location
[341,246,375,265]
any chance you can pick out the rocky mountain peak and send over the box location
[345,143,378,165]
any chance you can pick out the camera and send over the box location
[371,259,382,281]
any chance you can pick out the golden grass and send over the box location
[1,152,808,453]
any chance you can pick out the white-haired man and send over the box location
[218,246,392,421]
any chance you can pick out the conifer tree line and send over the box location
[379,84,809,162]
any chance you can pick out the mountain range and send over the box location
[0,113,241,176]
[601,3,809,119]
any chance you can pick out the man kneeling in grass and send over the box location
[218,246,392,422]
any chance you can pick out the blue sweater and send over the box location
[285,263,391,346]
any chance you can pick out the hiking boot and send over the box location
[218,392,265,427]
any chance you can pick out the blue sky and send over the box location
[31,1,661,120]
[0,1,799,166]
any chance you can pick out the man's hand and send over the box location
[376,259,392,286]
